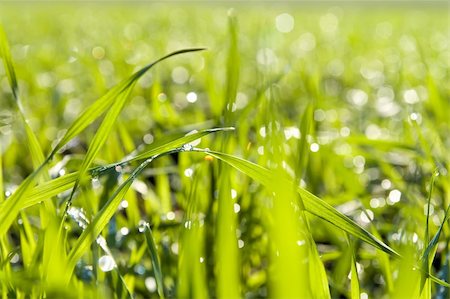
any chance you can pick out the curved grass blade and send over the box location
[106,127,234,171]
[420,205,450,292]
[49,47,206,157]
[193,148,400,257]
[66,157,155,283]
[142,223,165,299]
[0,24,18,99]
[66,146,185,283]
[420,170,440,293]
[0,162,46,237]
[64,48,206,210]
[0,24,48,171]
[0,127,233,212]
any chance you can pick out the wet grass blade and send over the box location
[0,24,18,99]
[0,128,233,212]
[194,149,400,257]
[421,205,450,292]
[420,170,440,294]
[50,47,206,157]
[64,48,206,209]
[66,145,190,282]
[66,157,155,282]
[143,223,165,299]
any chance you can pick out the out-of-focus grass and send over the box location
[0,2,449,298]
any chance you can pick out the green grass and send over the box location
[0,2,449,299]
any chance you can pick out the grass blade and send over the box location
[50,47,206,157]
[193,149,400,257]
[143,223,165,299]
[0,128,233,212]
[0,24,18,99]
[64,48,206,209]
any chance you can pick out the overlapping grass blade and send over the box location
[0,24,48,171]
[421,170,440,294]
[421,205,450,291]
[143,223,165,299]
[347,237,360,299]
[0,25,18,99]
[0,47,204,237]
[193,149,400,257]
[49,47,206,157]
[6,128,232,210]
[66,157,155,282]
[64,48,206,209]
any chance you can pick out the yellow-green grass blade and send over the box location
[96,127,235,173]
[193,149,400,257]
[66,159,153,284]
[421,170,440,293]
[0,24,18,99]
[50,47,205,157]
[64,85,135,210]
[0,128,233,212]
[215,167,241,298]
[0,144,3,203]
[64,48,206,209]
[0,24,48,171]
[66,144,198,282]
[177,163,210,299]
[215,13,240,296]
[421,205,450,292]
[142,223,165,299]
[346,236,360,299]
[0,162,46,237]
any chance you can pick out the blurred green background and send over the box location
[0,1,449,298]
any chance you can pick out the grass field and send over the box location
[0,2,449,298]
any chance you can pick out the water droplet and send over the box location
[120,227,129,236]
[98,255,115,272]
[138,220,148,233]
[310,143,320,152]
[145,277,157,292]
[297,240,305,246]
[233,203,240,213]
[182,144,194,152]
[184,220,192,230]
[186,92,198,103]
[166,211,176,221]
[257,146,264,155]
[10,253,19,264]
[119,200,129,210]
[184,168,194,177]
[199,257,205,263]
[238,239,245,249]
[171,243,179,255]
[115,165,123,173]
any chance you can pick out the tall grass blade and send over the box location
[0,48,205,238]
[421,205,450,293]
[50,48,205,157]
[215,12,241,299]
[194,149,400,257]
[64,48,206,209]
[0,25,18,99]
[0,128,232,213]
[143,223,165,299]
[420,170,440,295]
